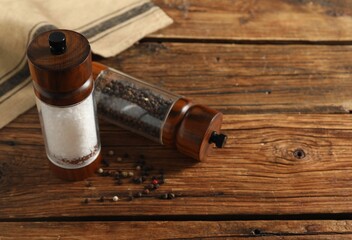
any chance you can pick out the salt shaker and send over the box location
[27,30,102,181]
[93,63,227,161]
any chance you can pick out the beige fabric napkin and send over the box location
[0,0,172,129]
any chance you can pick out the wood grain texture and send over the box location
[151,0,352,41]
[98,42,352,114]
[1,220,352,239]
[2,110,352,218]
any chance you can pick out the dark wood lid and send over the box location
[176,105,224,161]
[27,29,92,105]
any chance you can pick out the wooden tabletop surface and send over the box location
[2,0,352,239]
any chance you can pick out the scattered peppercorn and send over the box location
[133,177,143,184]
[102,158,110,167]
[102,171,110,177]
[83,198,90,204]
[136,159,146,166]
[168,193,175,199]
[93,152,170,203]
[160,193,168,199]
[85,181,92,187]
[134,192,143,198]
[146,166,154,171]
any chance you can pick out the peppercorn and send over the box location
[102,158,110,167]
[141,176,147,182]
[128,171,134,177]
[134,192,143,198]
[152,179,158,185]
[160,194,168,199]
[153,184,160,189]
[159,179,165,184]
[128,196,134,201]
[143,189,150,194]
[168,193,175,199]
[102,171,110,177]
[97,168,104,174]
[116,157,123,162]
[116,179,123,185]
[85,181,92,187]
[121,171,128,178]
[133,177,142,184]
[142,170,150,176]
[108,150,114,156]
[136,159,145,166]
[113,196,119,202]
[83,198,90,204]
[99,196,105,202]
[108,170,115,176]
[136,165,141,171]
[146,165,154,171]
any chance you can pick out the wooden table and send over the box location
[2,0,352,239]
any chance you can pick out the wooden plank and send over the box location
[98,42,352,114]
[151,0,352,41]
[2,111,352,218]
[1,220,352,239]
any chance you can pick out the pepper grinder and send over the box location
[27,30,102,181]
[93,63,227,161]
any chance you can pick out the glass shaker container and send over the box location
[93,62,227,161]
[27,30,102,181]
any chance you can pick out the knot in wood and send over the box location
[293,148,306,159]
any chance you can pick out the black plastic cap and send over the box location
[209,131,227,148]
[49,31,66,55]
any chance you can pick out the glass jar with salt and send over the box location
[27,30,101,181]
[93,63,227,161]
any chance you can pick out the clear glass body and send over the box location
[36,91,101,169]
[94,68,179,143]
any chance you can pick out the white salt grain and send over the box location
[36,94,99,169]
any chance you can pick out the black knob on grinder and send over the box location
[209,131,227,148]
[49,31,66,55]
